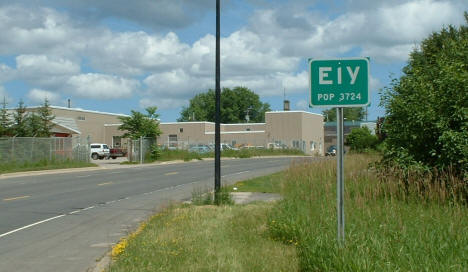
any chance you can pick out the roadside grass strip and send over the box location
[129,148,307,164]
[109,154,467,271]
[108,203,298,272]
[0,160,96,174]
[226,171,284,193]
[269,154,468,271]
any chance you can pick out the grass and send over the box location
[0,159,96,174]
[269,154,468,271]
[132,148,307,164]
[225,171,284,193]
[108,203,298,272]
[110,154,467,271]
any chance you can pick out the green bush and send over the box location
[149,144,161,161]
[346,127,379,152]
[380,14,468,178]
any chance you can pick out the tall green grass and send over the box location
[269,154,467,271]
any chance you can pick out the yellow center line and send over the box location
[165,172,178,176]
[3,195,30,201]
[98,182,113,186]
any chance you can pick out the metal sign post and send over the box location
[336,107,345,244]
[308,57,370,245]
[214,0,221,203]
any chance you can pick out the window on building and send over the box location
[77,116,85,121]
[179,128,183,133]
[113,136,121,147]
[292,140,299,148]
[310,141,316,151]
[169,134,178,142]
[246,128,251,131]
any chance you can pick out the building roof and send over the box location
[325,121,376,127]
[266,110,323,117]
[51,117,81,134]
[26,106,129,117]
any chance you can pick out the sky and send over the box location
[0,0,465,122]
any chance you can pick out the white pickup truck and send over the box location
[90,143,110,160]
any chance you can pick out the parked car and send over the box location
[221,143,239,151]
[90,143,110,160]
[188,145,211,154]
[325,145,337,156]
[208,143,239,151]
[109,148,127,159]
[325,145,346,156]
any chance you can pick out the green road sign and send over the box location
[309,58,369,107]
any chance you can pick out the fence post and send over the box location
[49,138,52,161]
[31,137,34,162]
[11,137,14,161]
[140,136,143,164]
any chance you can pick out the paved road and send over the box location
[0,157,307,272]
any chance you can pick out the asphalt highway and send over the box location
[0,157,308,272]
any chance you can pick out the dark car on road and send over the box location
[325,145,347,156]
[325,145,337,156]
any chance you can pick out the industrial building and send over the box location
[23,106,325,155]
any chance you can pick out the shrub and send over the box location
[346,127,379,152]
[380,13,468,178]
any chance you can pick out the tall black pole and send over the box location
[214,0,221,202]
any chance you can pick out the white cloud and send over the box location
[139,97,187,111]
[0,1,465,111]
[2,0,214,30]
[0,5,87,56]
[0,86,11,103]
[369,76,382,92]
[295,99,309,111]
[16,54,80,88]
[86,31,190,76]
[0,63,15,82]
[248,0,465,62]
[65,74,139,99]
[26,88,61,105]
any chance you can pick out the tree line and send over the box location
[0,98,55,137]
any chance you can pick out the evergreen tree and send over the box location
[13,100,29,137]
[27,113,42,137]
[36,98,55,137]
[0,97,12,137]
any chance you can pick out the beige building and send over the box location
[25,106,128,148]
[25,106,325,155]
[156,111,324,155]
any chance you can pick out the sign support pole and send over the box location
[214,0,221,203]
[336,107,345,245]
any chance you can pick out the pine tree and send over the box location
[0,97,12,137]
[13,100,29,137]
[27,113,42,137]
[36,98,55,137]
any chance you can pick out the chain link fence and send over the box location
[0,136,90,164]
[128,137,156,163]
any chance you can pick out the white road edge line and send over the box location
[0,214,66,239]
[82,206,95,211]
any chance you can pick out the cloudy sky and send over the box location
[0,0,465,121]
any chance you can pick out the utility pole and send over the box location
[214,0,221,203]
